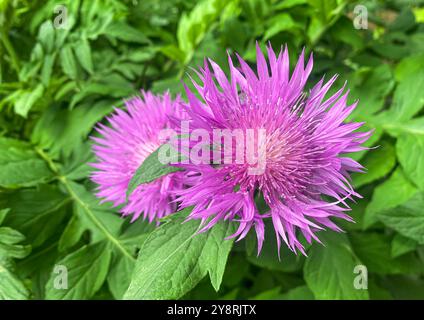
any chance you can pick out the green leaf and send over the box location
[413,7,424,23]
[41,54,55,86]
[60,45,79,80]
[0,209,9,225]
[0,259,29,300]
[105,21,150,44]
[0,212,30,300]
[382,276,424,300]
[74,37,94,74]
[304,233,369,300]
[264,13,298,40]
[61,142,94,180]
[37,21,55,53]
[249,287,281,300]
[0,137,53,188]
[0,228,30,259]
[16,241,60,299]
[350,232,421,275]
[32,101,113,157]
[397,133,424,190]
[176,0,228,63]
[1,185,69,248]
[0,210,31,260]
[364,168,417,228]
[395,54,424,82]
[389,67,424,121]
[367,279,393,300]
[118,219,155,249]
[45,241,112,300]
[353,140,396,188]
[274,0,307,10]
[350,65,394,117]
[331,17,364,51]
[123,209,235,299]
[381,116,424,138]
[13,84,44,117]
[278,285,314,300]
[391,234,418,258]
[126,145,183,199]
[107,253,135,299]
[69,79,134,108]
[379,193,424,244]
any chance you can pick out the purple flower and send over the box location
[91,91,185,223]
[176,44,372,255]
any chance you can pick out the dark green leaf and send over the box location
[0,137,53,188]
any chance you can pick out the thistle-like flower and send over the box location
[176,44,372,255]
[91,91,185,223]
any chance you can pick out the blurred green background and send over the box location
[0,0,423,300]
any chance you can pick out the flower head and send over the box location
[91,91,185,223]
[176,44,372,255]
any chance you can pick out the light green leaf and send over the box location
[274,0,307,10]
[353,140,396,188]
[74,37,94,74]
[0,259,29,300]
[0,212,30,300]
[249,287,281,300]
[37,21,55,53]
[0,228,30,259]
[379,193,424,244]
[105,21,150,44]
[41,53,55,85]
[278,285,314,300]
[397,133,424,190]
[350,64,394,117]
[124,209,235,299]
[0,209,9,225]
[177,0,228,63]
[13,84,44,117]
[389,68,424,121]
[126,145,183,199]
[264,13,298,40]
[60,45,78,79]
[413,7,424,23]
[364,168,417,228]
[45,241,112,300]
[395,54,424,82]
[381,116,424,138]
